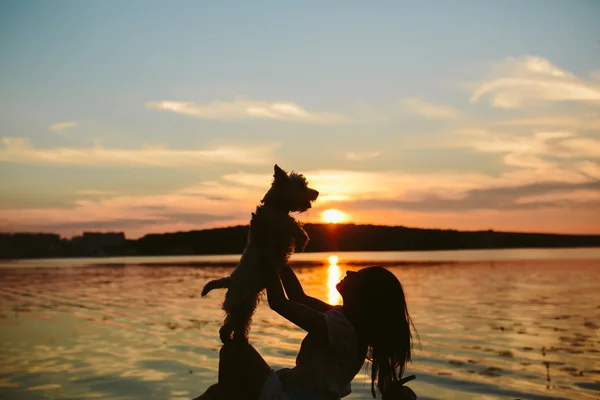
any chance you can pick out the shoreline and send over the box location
[2,247,599,269]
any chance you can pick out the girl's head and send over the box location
[337,266,414,398]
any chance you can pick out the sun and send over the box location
[322,209,347,224]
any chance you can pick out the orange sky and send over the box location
[1,3,599,238]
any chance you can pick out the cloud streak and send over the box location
[50,121,78,133]
[0,137,277,166]
[349,180,600,212]
[452,129,600,185]
[0,183,254,238]
[471,56,600,108]
[2,165,599,237]
[147,98,350,124]
[345,151,381,161]
[401,97,460,119]
[35,213,235,232]
[223,167,582,206]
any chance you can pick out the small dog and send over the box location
[201,164,319,343]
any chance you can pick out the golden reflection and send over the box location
[327,255,342,305]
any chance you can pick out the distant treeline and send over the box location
[2,224,600,259]
[136,224,600,254]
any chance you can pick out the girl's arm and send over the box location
[279,264,334,313]
[266,267,327,336]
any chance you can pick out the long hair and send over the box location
[353,267,416,398]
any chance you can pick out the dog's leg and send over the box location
[231,292,261,342]
[201,277,231,297]
[220,306,254,343]
[219,288,236,342]
[221,288,261,343]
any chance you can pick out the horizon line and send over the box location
[3,221,600,240]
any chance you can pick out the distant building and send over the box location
[70,232,127,256]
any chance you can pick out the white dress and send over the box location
[260,307,364,400]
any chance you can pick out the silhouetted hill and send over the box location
[134,224,600,255]
[2,224,600,259]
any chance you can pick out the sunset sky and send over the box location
[1,1,599,238]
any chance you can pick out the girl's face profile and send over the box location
[336,269,366,298]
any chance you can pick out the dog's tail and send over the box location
[201,277,231,297]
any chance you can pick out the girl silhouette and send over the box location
[195,264,417,400]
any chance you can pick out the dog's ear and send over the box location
[273,164,288,182]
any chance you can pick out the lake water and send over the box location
[1,248,599,400]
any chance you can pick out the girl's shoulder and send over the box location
[323,306,358,349]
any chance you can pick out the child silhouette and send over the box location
[195,265,417,400]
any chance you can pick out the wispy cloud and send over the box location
[471,56,600,108]
[449,129,600,188]
[147,98,351,124]
[29,213,235,233]
[349,180,600,212]
[456,129,600,161]
[0,177,261,237]
[401,97,460,119]
[207,167,600,215]
[49,121,78,133]
[345,151,380,161]
[0,137,277,166]
[490,113,600,130]
[223,169,514,204]
[580,161,600,179]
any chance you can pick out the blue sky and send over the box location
[1,1,599,237]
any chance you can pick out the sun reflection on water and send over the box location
[327,255,342,305]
